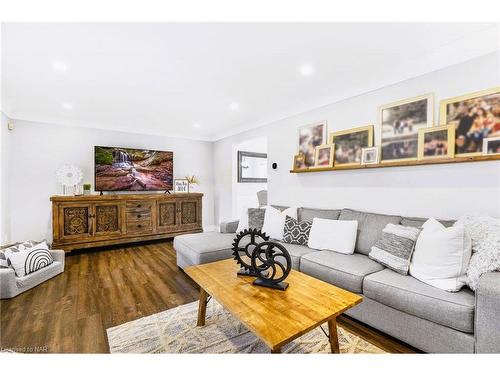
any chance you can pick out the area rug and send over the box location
[106,300,385,354]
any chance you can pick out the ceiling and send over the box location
[2,23,499,141]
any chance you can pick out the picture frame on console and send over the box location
[328,125,374,167]
[297,121,327,168]
[174,179,190,193]
[379,93,434,163]
[313,144,335,168]
[439,87,500,157]
[418,124,455,160]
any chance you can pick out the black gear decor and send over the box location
[232,228,270,276]
[251,241,291,291]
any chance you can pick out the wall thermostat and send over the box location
[272,162,277,170]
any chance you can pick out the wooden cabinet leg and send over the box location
[197,288,208,326]
[328,318,340,353]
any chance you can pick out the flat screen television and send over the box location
[94,146,173,191]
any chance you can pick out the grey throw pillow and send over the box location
[369,224,420,275]
[248,208,266,230]
[282,215,312,246]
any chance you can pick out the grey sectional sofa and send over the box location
[174,207,500,353]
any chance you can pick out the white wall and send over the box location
[3,120,215,243]
[0,112,11,245]
[231,136,267,219]
[214,52,500,222]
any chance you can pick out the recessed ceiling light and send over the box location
[193,122,201,129]
[52,60,68,73]
[62,103,73,110]
[299,64,314,76]
[229,102,240,111]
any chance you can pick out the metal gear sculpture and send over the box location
[232,228,270,276]
[251,241,291,291]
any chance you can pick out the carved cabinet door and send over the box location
[177,197,202,231]
[57,203,94,242]
[156,200,179,233]
[93,202,124,237]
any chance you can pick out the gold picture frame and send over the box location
[313,144,335,168]
[328,125,374,167]
[379,93,434,163]
[292,153,307,171]
[439,87,500,157]
[418,124,455,160]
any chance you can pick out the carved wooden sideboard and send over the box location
[50,193,203,252]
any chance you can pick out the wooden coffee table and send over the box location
[185,259,362,353]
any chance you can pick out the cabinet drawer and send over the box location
[126,211,152,222]
[127,220,153,234]
[126,201,153,213]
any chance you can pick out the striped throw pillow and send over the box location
[369,224,420,275]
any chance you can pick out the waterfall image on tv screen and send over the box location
[94,146,173,191]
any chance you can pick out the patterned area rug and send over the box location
[106,300,385,354]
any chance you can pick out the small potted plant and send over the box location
[83,183,92,195]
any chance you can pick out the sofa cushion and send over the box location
[363,269,475,333]
[298,207,341,222]
[401,216,455,228]
[174,232,236,266]
[339,209,402,255]
[277,242,317,270]
[300,251,384,293]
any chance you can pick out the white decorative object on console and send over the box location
[55,164,83,195]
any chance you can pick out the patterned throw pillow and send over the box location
[4,242,54,277]
[369,224,420,275]
[282,215,312,246]
[248,208,266,230]
[0,240,42,268]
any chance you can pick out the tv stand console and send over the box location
[50,193,203,252]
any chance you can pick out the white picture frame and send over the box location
[361,146,380,165]
[174,179,189,193]
[482,136,500,156]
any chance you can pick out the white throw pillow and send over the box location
[262,206,297,241]
[307,218,358,254]
[410,218,471,292]
[5,242,54,277]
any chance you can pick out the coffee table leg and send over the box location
[328,318,340,353]
[271,347,281,354]
[197,288,208,326]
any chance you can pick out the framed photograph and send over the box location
[361,146,380,165]
[328,125,374,167]
[418,124,455,160]
[379,93,434,163]
[439,87,500,157]
[297,121,327,168]
[313,144,335,168]
[173,179,189,193]
[482,136,500,156]
[292,153,307,170]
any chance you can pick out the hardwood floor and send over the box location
[0,240,416,353]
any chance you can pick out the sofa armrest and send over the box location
[50,250,65,267]
[475,271,500,353]
[220,220,239,233]
[0,267,17,299]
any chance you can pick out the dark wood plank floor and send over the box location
[0,240,416,353]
